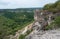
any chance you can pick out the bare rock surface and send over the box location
[25,29,60,39]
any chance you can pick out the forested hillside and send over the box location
[0,9,34,39]
[43,0,60,13]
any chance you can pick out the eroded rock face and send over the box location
[33,9,49,31]
[25,9,59,39]
[33,9,56,30]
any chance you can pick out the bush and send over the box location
[45,16,60,30]
[19,34,26,39]
[19,30,33,39]
[54,16,60,27]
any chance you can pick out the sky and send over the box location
[0,0,57,9]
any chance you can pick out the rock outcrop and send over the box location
[25,29,60,39]
[25,9,60,39]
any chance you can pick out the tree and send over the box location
[43,0,60,12]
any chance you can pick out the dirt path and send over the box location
[9,23,33,39]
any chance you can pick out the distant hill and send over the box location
[0,8,42,12]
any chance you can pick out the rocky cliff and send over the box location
[25,9,60,39]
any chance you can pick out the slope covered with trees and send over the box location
[0,9,34,39]
[43,0,60,13]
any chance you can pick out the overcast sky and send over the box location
[0,0,57,9]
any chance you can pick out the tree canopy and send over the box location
[0,10,34,39]
[43,0,60,13]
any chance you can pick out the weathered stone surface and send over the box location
[26,9,60,39]
[25,29,60,39]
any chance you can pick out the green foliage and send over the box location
[43,0,60,12]
[0,10,34,39]
[54,16,60,27]
[45,24,54,30]
[45,16,60,30]
[19,30,32,39]
[19,35,26,39]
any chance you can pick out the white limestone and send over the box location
[26,29,60,39]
